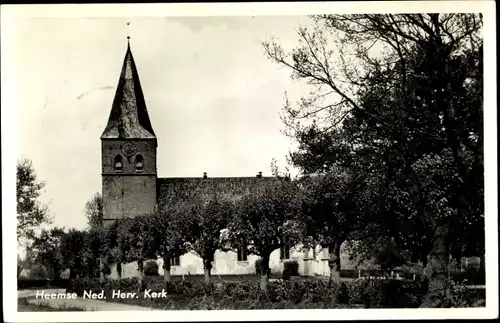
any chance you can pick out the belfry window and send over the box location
[135,154,144,172]
[114,155,123,172]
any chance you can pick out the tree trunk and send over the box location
[137,259,144,290]
[328,242,341,285]
[203,256,213,285]
[421,221,452,308]
[98,258,104,283]
[163,253,171,283]
[117,262,122,280]
[259,253,271,292]
[53,265,61,280]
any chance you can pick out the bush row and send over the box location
[18,267,484,291]
[18,278,72,290]
[68,277,434,308]
[452,268,485,285]
[334,269,484,284]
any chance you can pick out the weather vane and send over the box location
[127,21,130,41]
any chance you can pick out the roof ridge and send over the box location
[158,176,276,180]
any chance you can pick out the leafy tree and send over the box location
[60,229,89,279]
[84,192,103,230]
[227,178,303,292]
[188,196,234,284]
[115,215,157,288]
[300,169,361,284]
[97,220,122,279]
[30,227,66,279]
[82,192,112,279]
[29,264,50,279]
[372,237,409,274]
[17,158,51,243]
[149,203,196,282]
[263,14,483,307]
[17,255,23,278]
[84,226,111,279]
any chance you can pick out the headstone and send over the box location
[413,274,416,281]
[358,270,361,278]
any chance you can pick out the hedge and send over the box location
[66,277,428,308]
[17,278,72,290]
[283,260,299,278]
[67,275,487,308]
[144,260,159,276]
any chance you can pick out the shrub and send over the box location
[452,268,485,285]
[340,279,427,308]
[144,260,159,276]
[69,277,146,297]
[283,260,299,278]
[70,276,484,309]
[68,278,103,296]
[29,264,50,280]
[254,259,262,275]
[340,270,359,279]
[450,282,486,307]
[17,278,71,290]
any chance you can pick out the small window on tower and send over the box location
[135,154,144,172]
[114,155,123,172]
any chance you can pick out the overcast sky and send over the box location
[9,16,314,230]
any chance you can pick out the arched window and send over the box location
[280,238,290,260]
[237,246,248,262]
[170,250,180,267]
[114,155,123,172]
[135,154,144,172]
[237,239,248,262]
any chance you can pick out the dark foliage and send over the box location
[283,260,300,279]
[144,260,159,276]
[254,259,262,275]
[66,276,483,309]
[17,278,71,290]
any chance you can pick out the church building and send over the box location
[101,40,354,278]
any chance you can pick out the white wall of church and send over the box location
[108,241,368,279]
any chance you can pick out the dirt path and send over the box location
[25,297,153,311]
[19,290,153,311]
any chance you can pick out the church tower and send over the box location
[101,39,157,221]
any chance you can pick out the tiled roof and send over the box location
[157,176,277,210]
[101,42,156,139]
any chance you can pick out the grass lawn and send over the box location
[18,297,85,312]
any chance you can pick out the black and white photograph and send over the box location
[1,1,498,321]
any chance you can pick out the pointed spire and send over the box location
[101,38,156,139]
